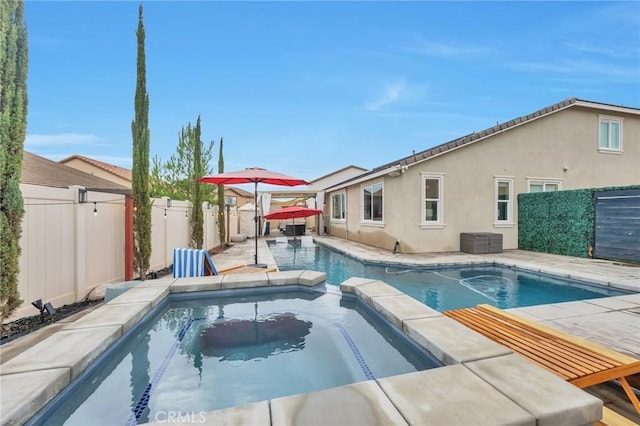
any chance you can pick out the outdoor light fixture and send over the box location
[31,299,56,322]
[78,188,88,203]
[164,209,167,219]
[93,202,98,216]
[387,164,408,177]
[31,299,43,311]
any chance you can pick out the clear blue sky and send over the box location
[24,1,640,185]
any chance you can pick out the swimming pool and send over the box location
[268,241,634,311]
[33,288,439,425]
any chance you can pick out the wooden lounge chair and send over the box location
[443,304,640,415]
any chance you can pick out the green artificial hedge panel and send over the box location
[518,185,640,258]
[518,189,593,258]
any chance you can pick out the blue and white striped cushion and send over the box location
[172,248,218,278]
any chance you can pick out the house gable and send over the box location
[22,151,130,193]
[59,154,132,188]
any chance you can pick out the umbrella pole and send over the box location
[254,181,259,266]
[252,182,266,268]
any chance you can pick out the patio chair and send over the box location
[172,248,218,278]
[172,248,278,278]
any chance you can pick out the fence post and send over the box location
[70,186,87,301]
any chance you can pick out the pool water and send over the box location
[268,241,633,311]
[36,289,438,425]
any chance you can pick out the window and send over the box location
[331,192,345,221]
[421,174,444,227]
[362,182,383,223]
[528,179,561,193]
[599,116,623,151]
[494,177,514,226]
[224,196,237,205]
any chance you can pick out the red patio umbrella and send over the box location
[262,205,323,221]
[263,206,323,239]
[198,167,308,266]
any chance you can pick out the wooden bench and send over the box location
[443,304,640,415]
[214,264,278,275]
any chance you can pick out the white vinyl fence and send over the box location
[9,185,221,322]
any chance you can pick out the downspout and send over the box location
[345,213,349,241]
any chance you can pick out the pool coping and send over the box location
[1,270,603,426]
[312,238,640,293]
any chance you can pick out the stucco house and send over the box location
[59,154,132,188]
[224,186,255,208]
[324,98,640,253]
[307,165,368,192]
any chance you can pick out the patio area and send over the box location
[1,235,639,424]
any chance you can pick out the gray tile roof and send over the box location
[21,151,131,194]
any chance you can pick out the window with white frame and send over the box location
[421,174,443,226]
[495,177,514,225]
[330,192,346,221]
[528,179,561,193]
[224,196,237,205]
[599,116,623,151]
[362,182,383,223]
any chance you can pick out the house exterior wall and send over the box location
[224,188,254,209]
[61,158,132,188]
[328,105,639,253]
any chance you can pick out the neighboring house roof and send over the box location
[21,151,131,194]
[59,154,132,182]
[308,165,368,185]
[327,98,640,190]
[226,186,254,198]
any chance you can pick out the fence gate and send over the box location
[594,189,640,262]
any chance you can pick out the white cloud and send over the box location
[507,59,639,82]
[565,42,618,57]
[25,133,105,147]
[406,39,493,58]
[365,81,406,111]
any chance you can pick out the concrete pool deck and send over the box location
[1,236,639,425]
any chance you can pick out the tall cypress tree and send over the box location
[191,116,204,248]
[217,137,226,246]
[0,0,28,318]
[131,3,151,280]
